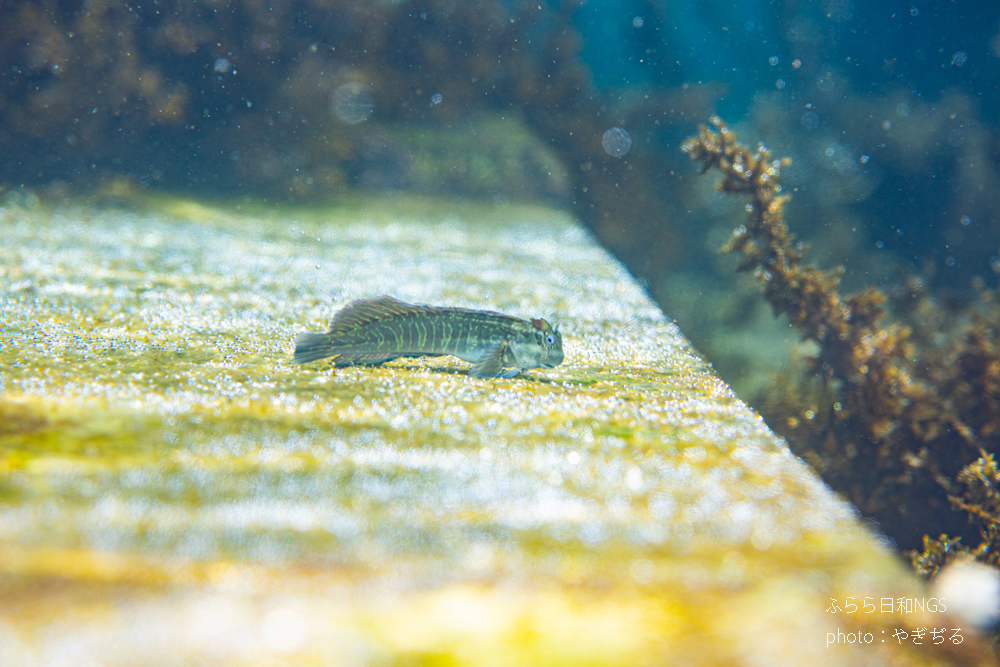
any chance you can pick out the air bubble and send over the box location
[331,82,374,124]
[632,16,644,28]
[951,51,968,66]
[602,127,632,158]
[430,93,443,105]
[824,0,853,23]
[960,215,971,226]
[801,111,819,129]
[768,56,779,66]
[775,79,786,89]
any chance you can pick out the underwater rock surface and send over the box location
[0,198,976,665]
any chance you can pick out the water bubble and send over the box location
[632,16,644,28]
[800,111,820,129]
[792,58,802,69]
[883,119,892,130]
[910,5,919,16]
[948,128,966,147]
[825,146,836,157]
[768,55,779,66]
[951,51,968,66]
[602,127,632,158]
[775,79,786,89]
[430,92,443,105]
[960,215,971,226]
[824,0,854,23]
[945,256,956,267]
[896,102,911,117]
[875,240,884,249]
[331,82,374,124]
[213,58,232,74]
[816,72,835,92]
[860,155,869,163]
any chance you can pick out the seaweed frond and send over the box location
[682,117,923,455]
[681,116,1000,560]
[911,533,966,578]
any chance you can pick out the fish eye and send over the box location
[545,334,555,345]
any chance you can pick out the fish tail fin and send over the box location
[294,333,336,364]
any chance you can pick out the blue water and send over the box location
[579,1,998,120]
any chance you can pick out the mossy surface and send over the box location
[0,197,977,665]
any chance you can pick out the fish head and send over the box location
[508,318,564,369]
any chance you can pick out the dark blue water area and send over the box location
[571,0,1000,294]
[576,0,1000,119]
[576,0,781,103]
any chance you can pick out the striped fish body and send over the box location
[294,296,563,378]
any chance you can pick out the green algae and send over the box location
[0,196,976,666]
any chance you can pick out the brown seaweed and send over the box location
[682,116,1000,571]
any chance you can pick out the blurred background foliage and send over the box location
[4,0,1000,556]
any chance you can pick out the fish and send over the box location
[293,296,564,378]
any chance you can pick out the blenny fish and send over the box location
[294,296,564,378]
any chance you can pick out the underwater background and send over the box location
[4,0,1000,591]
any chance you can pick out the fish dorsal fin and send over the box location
[327,296,434,336]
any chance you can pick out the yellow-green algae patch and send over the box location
[0,197,984,665]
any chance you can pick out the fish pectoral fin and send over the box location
[469,340,508,378]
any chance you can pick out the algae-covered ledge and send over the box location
[0,198,971,666]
